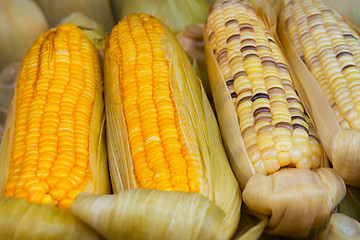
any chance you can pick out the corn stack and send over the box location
[70,13,241,240]
[0,24,109,239]
[204,0,345,237]
[280,0,360,186]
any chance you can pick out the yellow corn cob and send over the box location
[204,0,346,237]
[70,13,241,239]
[281,0,360,186]
[0,24,109,209]
[107,14,205,193]
[205,0,322,174]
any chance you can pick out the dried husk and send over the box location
[71,15,241,240]
[278,5,360,187]
[111,0,209,34]
[314,213,360,240]
[0,62,20,113]
[0,0,49,70]
[323,0,360,27]
[242,168,346,237]
[34,0,114,32]
[337,186,360,222]
[204,0,346,236]
[0,197,102,240]
[177,24,212,103]
[0,25,110,238]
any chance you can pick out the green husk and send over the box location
[111,0,209,34]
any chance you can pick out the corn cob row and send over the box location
[204,0,346,237]
[281,0,360,186]
[0,24,109,208]
[205,0,322,174]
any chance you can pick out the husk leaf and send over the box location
[103,15,241,239]
[72,190,226,240]
[34,0,114,32]
[0,197,102,240]
[242,168,346,237]
[337,186,360,222]
[314,213,360,240]
[278,5,360,186]
[177,24,212,103]
[112,0,209,34]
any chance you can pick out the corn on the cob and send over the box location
[204,0,346,237]
[206,0,322,175]
[281,0,360,186]
[71,13,241,240]
[0,24,108,239]
[0,24,109,208]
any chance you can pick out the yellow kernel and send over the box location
[68,189,81,199]
[58,198,74,209]
[277,151,291,167]
[296,157,312,169]
[263,158,280,174]
[155,180,172,190]
[253,160,266,174]
[49,188,67,201]
[174,184,190,192]
[55,178,74,192]
[171,175,188,186]
[41,194,55,205]
[290,145,303,164]
[28,191,45,204]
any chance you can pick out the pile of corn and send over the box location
[0,0,359,239]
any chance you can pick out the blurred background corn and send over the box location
[34,0,114,33]
[0,0,48,71]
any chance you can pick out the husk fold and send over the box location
[72,14,241,240]
[0,197,102,240]
[204,0,346,236]
[313,213,360,240]
[0,25,110,238]
[277,2,360,187]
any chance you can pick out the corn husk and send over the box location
[242,168,346,237]
[323,0,360,27]
[111,0,209,34]
[314,213,360,240]
[337,186,360,222]
[204,0,346,236]
[0,197,102,240]
[0,0,49,71]
[58,12,104,35]
[177,24,212,103]
[0,62,20,112]
[71,14,241,240]
[34,0,114,32]
[278,2,360,187]
[0,25,110,238]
